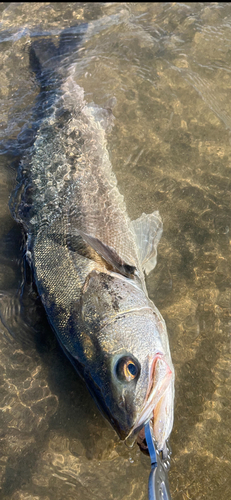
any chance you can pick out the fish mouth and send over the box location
[125,353,172,449]
[82,353,172,448]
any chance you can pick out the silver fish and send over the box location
[12,63,174,452]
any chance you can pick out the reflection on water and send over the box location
[0,3,231,499]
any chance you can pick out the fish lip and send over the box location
[125,352,171,442]
[112,423,133,441]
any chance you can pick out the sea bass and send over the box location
[11,37,174,452]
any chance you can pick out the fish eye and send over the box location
[116,356,140,382]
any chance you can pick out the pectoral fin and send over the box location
[72,228,136,278]
[131,211,163,275]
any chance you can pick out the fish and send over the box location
[10,28,174,452]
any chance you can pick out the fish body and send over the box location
[11,44,174,450]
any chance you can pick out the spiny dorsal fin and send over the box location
[131,211,163,275]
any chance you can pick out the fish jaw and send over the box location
[153,375,174,450]
[130,353,174,450]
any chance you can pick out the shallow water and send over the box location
[0,2,231,499]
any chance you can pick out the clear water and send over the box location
[0,3,231,499]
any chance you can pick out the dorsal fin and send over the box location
[131,211,163,275]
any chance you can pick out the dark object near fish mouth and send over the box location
[137,426,151,456]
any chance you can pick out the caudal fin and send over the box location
[29,24,88,88]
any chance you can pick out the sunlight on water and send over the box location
[0,3,231,500]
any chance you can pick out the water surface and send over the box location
[0,3,231,500]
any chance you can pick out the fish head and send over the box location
[76,272,174,451]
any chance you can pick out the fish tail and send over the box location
[29,24,88,87]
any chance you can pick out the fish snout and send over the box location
[132,353,174,451]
